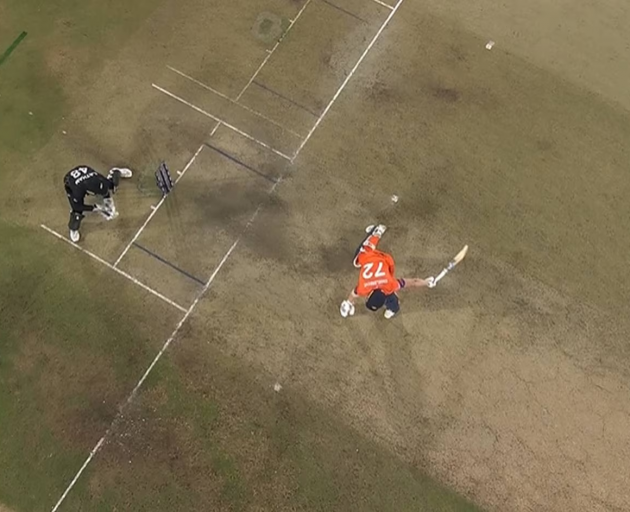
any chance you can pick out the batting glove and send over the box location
[425,276,437,288]
[340,300,356,318]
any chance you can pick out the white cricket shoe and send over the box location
[373,224,387,237]
[384,309,396,319]
[365,224,375,233]
[70,230,80,243]
[110,167,133,178]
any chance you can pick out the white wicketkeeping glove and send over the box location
[425,276,437,288]
[340,300,356,318]
[94,203,117,220]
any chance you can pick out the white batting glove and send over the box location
[425,276,437,288]
[340,300,356,318]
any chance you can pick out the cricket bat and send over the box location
[434,245,468,284]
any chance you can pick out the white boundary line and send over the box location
[371,0,394,9]
[113,144,205,267]
[49,180,280,512]
[41,225,188,313]
[166,66,304,139]
[292,0,405,161]
[235,0,314,101]
[152,84,293,161]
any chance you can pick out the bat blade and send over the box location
[434,245,469,283]
[452,245,468,265]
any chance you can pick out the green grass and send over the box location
[0,0,162,180]
[0,5,171,509]
[0,219,184,511]
[61,347,482,512]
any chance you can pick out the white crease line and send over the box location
[49,180,279,512]
[292,0,405,161]
[40,225,188,313]
[113,144,205,268]
[371,0,394,9]
[153,83,292,161]
[235,0,313,101]
[167,65,305,139]
[209,121,221,136]
[50,437,105,512]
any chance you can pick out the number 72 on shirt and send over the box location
[362,262,387,279]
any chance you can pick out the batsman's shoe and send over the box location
[69,230,80,243]
[384,309,396,319]
[373,224,387,237]
[361,224,387,251]
[340,300,355,318]
[109,167,133,178]
[365,224,375,233]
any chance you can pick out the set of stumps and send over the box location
[155,162,175,196]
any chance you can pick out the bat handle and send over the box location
[434,268,448,283]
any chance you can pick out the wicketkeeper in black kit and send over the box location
[63,165,133,242]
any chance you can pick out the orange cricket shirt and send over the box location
[354,249,402,296]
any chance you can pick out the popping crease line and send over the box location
[166,65,305,139]
[40,225,188,313]
[152,84,293,161]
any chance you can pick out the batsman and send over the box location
[340,224,437,319]
[63,165,133,242]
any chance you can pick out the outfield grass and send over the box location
[0,0,163,175]
[0,222,179,511]
[61,342,482,512]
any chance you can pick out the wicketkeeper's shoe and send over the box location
[109,167,133,178]
[69,230,80,243]
[384,309,396,319]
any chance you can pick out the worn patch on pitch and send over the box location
[252,12,286,44]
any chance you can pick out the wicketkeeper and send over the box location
[340,224,436,319]
[63,165,132,242]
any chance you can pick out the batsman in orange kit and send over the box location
[340,224,436,319]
